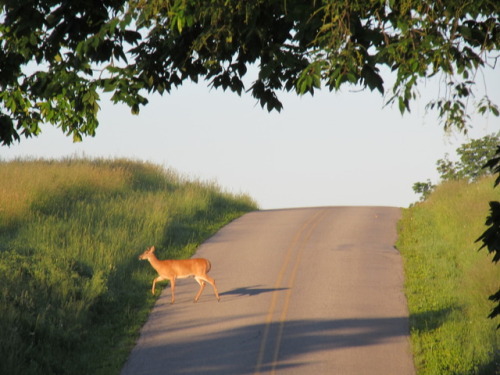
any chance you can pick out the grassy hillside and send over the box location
[397,177,500,374]
[0,158,257,375]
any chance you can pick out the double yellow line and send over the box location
[254,209,328,374]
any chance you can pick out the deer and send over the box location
[138,246,220,304]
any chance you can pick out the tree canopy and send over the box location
[1,0,499,145]
[437,134,500,181]
[413,133,500,200]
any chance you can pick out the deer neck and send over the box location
[147,253,164,272]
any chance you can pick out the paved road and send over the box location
[120,207,415,375]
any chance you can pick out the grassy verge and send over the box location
[0,158,257,375]
[397,177,500,374]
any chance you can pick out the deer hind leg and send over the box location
[198,274,220,302]
[194,277,206,303]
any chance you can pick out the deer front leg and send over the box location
[152,276,166,295]
[170,277,176,304]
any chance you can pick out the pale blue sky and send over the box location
[1,67,499,209]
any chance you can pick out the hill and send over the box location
[0,158,257,375]
[398,177,500,374]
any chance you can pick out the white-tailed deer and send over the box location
[138,246,220,304]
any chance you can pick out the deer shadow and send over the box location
[221,285,289,297]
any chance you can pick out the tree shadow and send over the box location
[121,316,412,375]
[409,307,457,332]
[409,307,500,374]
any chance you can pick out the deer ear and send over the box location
[150,246,155,252]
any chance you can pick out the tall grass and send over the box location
[0,158,257,375]
[397,177,500,374]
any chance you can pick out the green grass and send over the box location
[397,177,500,375]
[0,157,257,375]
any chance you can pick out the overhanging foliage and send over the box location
[1,0,499,145]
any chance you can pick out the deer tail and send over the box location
[206,259,212,273]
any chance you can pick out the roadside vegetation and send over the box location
[412,133,500,202]
[0,157,257,375]
[399,135,500,374]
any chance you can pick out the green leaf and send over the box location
[131,104,140,115]
[72,131,83,142]
[398,97,406,114]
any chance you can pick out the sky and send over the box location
[1,67,499,210]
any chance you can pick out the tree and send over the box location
[476,148,500,328]
[413,133,500,200]
[1,0,499,145]
[438,134,500,181]
[412,179,435,201]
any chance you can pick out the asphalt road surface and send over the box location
[120,207,416,375]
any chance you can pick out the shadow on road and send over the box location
[122,316,410,375]
[221,285,289,297]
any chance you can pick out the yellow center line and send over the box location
[254,209,328,375]
[269,209,328,374]
[253,212,319,374]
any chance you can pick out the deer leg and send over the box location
[199,275,220,302]
[194,277,206,302]
[170,277,176,304]
[152,276,166,295]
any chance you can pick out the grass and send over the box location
[0,157,257,375]
[397,176,500,375]
[3,157,499,375]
